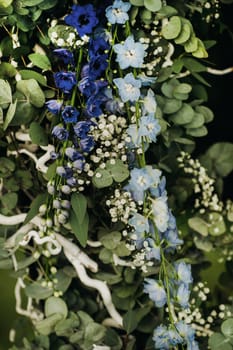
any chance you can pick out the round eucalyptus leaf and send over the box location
[161,79,179,98]
[169,103,194,125]
[221,319,233,338]
[173,83,192,94]
[192,38,208,58]
[184,34,198,53]
[45,296,68,319]
[129,0,144,5]
[195,105,214,123]
[188,217,208,236]
[144,0,162,12]
[92,168,113,188]
[29,121,48,146]
[186,125,208,137]
[163,98,182,114]
[16,79,45,107]
[184,112,205,129]
[209,332,232,350]
[35,313,63,336]
[162,16,182,39]
[175,21,192,44]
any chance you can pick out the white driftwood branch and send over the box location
[113,254,133,267]
[0,213,27,226]
[206,66,233,75]
[20,230,62,255]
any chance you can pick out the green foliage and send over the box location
[209,318,233,350]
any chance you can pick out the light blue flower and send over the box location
[106,0,131,24]
[114,73,141,102]
[175,262,193,285]
[113,35,147,69]
[144,278,167,307]
[176,283,190,309]
[153,325,182,349]
[138,114,161,143]
[151,196,170,232]
[142,88,157,115]
[175,321,199,350]
[128,213,149,237]
[145,238,161,261]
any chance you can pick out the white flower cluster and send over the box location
[106,189,137,223]
[177,151,223,213]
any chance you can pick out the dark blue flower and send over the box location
[54,71,77,94]
[45,99,62,114]
[56,166,73,178]
[89,55,108,80]
[65,4,98,37]
[62,106,79,123]
[80,136,95,153]
[53,49,74,66]
[86,92,108,117]
[73,120,93,138]
[52,124,69,140]
[73,155,85,170]
[89,37,110,59]
[78,77,107,97]
[65,147,82,161]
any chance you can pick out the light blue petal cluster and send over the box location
[106,0,131,24]
[114,72,141,102]
[113,35,147,69]
[144,278,167,307]
[128,212,149,237]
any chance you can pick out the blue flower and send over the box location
[128,213,149,238]
[65,4,98,37]
[73,156,85,170]
[62,106,79,123]
[89,55,108,79]
[79,77,107,97]
[176,283,190,309]
[89,37,110,59]
[144,278,167,307]
[164,230,183,251]
[54,71,77,94]
[151,196,170,232]
[53,49,74,66]
[142,88,157,115]
[114,73,141,102]
[113,35,147,69]
[52,124,69,140]
[138,115,161,143]
[86,92,108,117]
[74,120,93,138]
[56,166,73,179]
[80,136,95,153]
[106,0,131,24]
[145,238,161,261]
[45,99,62,114]
[175,321,199,350]
[65,147,82,161]
[153,325,183,350]
[175,262,193,286]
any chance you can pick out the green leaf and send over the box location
[184,34,198,53]
[69,209,89,247]
[203,142,233,177]
[100,231,122,250]
[182,57,207,73]
[163,98,182,114]
[173,83,192,94]
[24,193,47,224]
[169,103,194,125]
[192,38,208,58]
[174,137,195,145]
[0,0,13,7]
[194,237,213,252]
[22,0,44,5]
[25,281,53,299]
[84,322,106,344]
[188,217,209,236]
[0,192,17,211]
[209,332,232,350]
[186,125,208,137]
[106,159,129,183]
[0,157,15,178]
[0,79,12,105]
[174,20,192,44]
[184,112,205,129]
[144,0,162,12]
[28,53,51,70]
[38,0,58,9]
[208,213,226,236]
[16,79,45,107]
[3,99,17,130]
[20,70,47,86]
[45,296,68,319]
[123,310,139,334]
[0,62,17,78]
[195,105,214,123]
[35,313,63,336]
[55,269,72,293]
[95,272,122,285]
[129,0,144,5]
[11,92,36,125]
[161,16,182,39]
[92,168,113,188]
[29,121,48,146]
[71,193,87,224]
[105,328,123,349]
[221,319,233,337]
